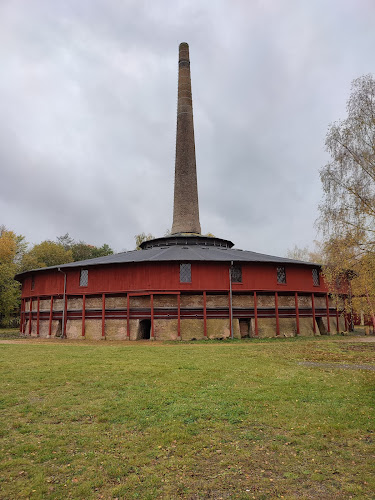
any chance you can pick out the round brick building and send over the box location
[16,43,347,340]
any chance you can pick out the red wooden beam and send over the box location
[102,293,106,338]
[325,293,331,333]
[29,299,32,336]
[151,294,154,339]
[254,291,258,336]
[295,292,300,335]
[127,293,130,338]
[177,293,181,339]
[19,299,24,334]
[275,292,280,336]
[311,293,316,333]
[82,295,86,337]
[344,298,349,332]
[63,294,68,338]
[203,291,207,337]
[48,296,53,337]
[336,298,340,333]
[21,299,25,334]
[228,291,232,338]
[36,297,40,337]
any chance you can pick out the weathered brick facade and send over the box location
[22,291,345,340]
[171,42,201,235]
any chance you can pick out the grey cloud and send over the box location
[0,0,374,255]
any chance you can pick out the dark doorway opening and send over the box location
[139,319,151,339]
[55,319,63,338]
[316,317,327,335]
[239,319,251,338]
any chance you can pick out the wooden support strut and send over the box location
[48,296,54,337]
[127,293,130,338]
[275,292,280,336]
[20,299,23,334]
[29,298,32,336]
[19,299,23,333]
[295,292,300,335]
[203,291,207,337]
[254,291,258,336]
[326,293,331,333]
[82,295,86,337]
[102,293,106,338]
[36,297,40,336]
[344,297,348,331]
[312,293,316,333]
[177,293,181,338]
[151,294,154,339]
[228,290,232,338]
[63,294,68,338]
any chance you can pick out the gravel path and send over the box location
[298,361,375,371]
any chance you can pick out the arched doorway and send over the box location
[138,319,151,339]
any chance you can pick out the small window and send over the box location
[180,263,191,283]
[312,268,320,286]
[80,269,89,287]
[231,264,242,283]
[31,275,35,290]
[277,266,286,284]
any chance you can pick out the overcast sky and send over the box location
[1,0,374,256]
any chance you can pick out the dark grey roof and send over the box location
[15,244,319,280]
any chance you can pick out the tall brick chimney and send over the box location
[171,42,201,235]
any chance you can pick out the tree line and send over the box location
[0,229,114,326]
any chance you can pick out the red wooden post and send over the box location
[295,292,300,335]
[82,295,86,337]
[151,294,154,339]
[311,293,316,333]
[48,296,53,337]
[228,291,232,338]
[36,297,40,336]
[203,291,207,337]
[29,299,32,336]
[326,293,331,333]
[102,293,106,337]
[275,292,280,336]
[344,298,349,332]
[23,299,25,334]
[63,294,68,338]
[19,299,24,333]
[127,293,130,338]
[254,291,258,336]
[336,298,340,333]
[177,293,181,338]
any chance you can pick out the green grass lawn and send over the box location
[0,333,374,499]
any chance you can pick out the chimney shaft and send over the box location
[171,42,201,235]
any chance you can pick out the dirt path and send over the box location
[0,336,374,346]
[299,361,375,371]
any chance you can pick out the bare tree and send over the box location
[319,74,375,253]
